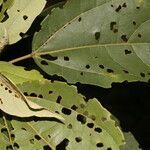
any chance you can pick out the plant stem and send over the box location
[9,53,34,64]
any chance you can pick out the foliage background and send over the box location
[0,0,150,149]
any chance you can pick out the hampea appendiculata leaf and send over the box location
[0,73,64,122]
[32,0,150,88]
[2,0,46,44]
[16,80,125,150]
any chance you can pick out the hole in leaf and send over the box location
[107,69,114,73]
[87,123,94,128]
[99,65,105,69]
[95,32,100,40]
[14,143,19,149]
[61,107,72,115]
[138,33,142,38]
[94,127,102,133]
[71,105,78,110]
[75,137,82,143]
[67,124,72,129]
[23,15,28,20]
[136,6,140,9]
[110,22,116,30]
[122,3,127,8]
[123,70,129,74]
[64,56,69,61]
[77,114,86,124]
[80,72,83,76]
[30,139,34,144]
[56,96,62,104]
[85,65,90,69]
[107,148,112,150]
[121,35,128,42]
[30,93,37,97]
[6,145,13,150]
[21,127,26,131]
[133,21,136,25]
[38,94,43,98]
[125,49,132,55]
[41,60,48,65]
[17,9,20,12]
[115,5,122,12]
[49,91,53,94]
[78,17,82,22]
[34,135,41,140]
[41,55,58,61]
[140,72,145,78]
[56,138,69,150]
[0,4,3,12]
[19,32,26,38]
[43,145,51,150]
[1,10,9,22]
[96,142,104,147]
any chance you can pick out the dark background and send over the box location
[1,0,150,149]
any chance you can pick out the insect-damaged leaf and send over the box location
[0,73,64,121]
[32,0,150,88]
[12,80,124,150]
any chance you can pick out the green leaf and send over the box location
[0,0,14,22]
[32,0,150,88]
[0,73,64,121]
[0,61,44,84]
[120,132,141,150]
[3,0,46,44]
[15,80,124,149]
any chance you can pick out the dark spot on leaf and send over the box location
[14,143,19,149]
[122,3,127,8]
[95,32,100,40]
[17,9,20,12]
[136,6,140,9]
[138,33,142,38]
[48,135,51,138]
[123,70,129,74]
[107,69,114,73]
[56,138,69,150]
[80,103,85,108]
[111,4,114,7]
[34,135,41,140]
[75,137,82,143]
[125,49,132,55]
[43,145,51,150]
[64,56,69,61]
[41,54,58,61]
[78,17,82,22]
[11,134,15,139]
[113,29,118,33]
[133,21,136,26]
[23,15,28,20]
[83,111,89,116]
[121,35,128,42]
[94,127,102,133]
[56,96,62,104]
[30,93,37,97]
[85,65,90,69]
[140,72,145,78]
[101,117,107,121]
[87,123,94,128]
[77,114,86,124]
[71,105,78,110]
[80,72,83,76]
[62,107,72,115]
[30,139,34,144]
[90,115,96,121]
[115,5,122,12]
[67,124,72,129]
[41,60,48,65]
[96,142,104,147]
[99,65,104,69]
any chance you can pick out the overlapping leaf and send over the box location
[32,0,150,88]
[2,0,46,44]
